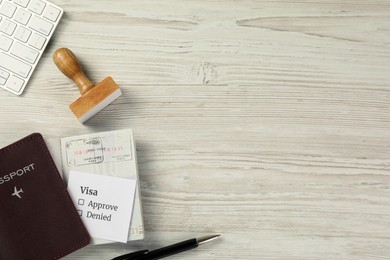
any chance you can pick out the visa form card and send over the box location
[67,171,136,243]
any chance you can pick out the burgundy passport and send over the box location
[0,133,90,260]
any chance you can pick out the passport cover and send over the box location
[0,133,90,260]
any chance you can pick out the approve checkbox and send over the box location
[78,198,85,206]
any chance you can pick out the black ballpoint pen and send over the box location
[112,234,221,260]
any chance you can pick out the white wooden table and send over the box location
[1,0,390,259]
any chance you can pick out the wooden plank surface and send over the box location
[1,0,390,259]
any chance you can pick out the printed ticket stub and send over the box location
[67,171,137,243]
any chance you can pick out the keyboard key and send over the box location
[6,75,24,92]
[0,52,32,78]
[0,68,10,80]
[28,32,45,49]
[14,26,32,42]
[28,0,46,15]
[10,41,39,64]
[28,15,53,35]
[0,19,17,35]
[0,77,6,85]
[0,1,17,18]
[43,5,60,22]
[13,0,30,8]
[14,8,31,25]
[0,33,13,51]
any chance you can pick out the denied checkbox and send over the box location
[77,210,83,216]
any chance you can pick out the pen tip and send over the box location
[196,234,221,245]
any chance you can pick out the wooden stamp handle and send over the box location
[53,48,94,95]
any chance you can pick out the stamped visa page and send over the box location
[60,129,144,244]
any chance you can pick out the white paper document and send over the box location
[68,171,136,243]
[59,129,144,244]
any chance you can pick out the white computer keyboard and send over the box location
[0,0,62,95]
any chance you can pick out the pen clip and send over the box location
[111,249,149,260]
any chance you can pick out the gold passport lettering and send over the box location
[0,163,35,185]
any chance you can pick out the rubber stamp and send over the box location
[53,48,122,123]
